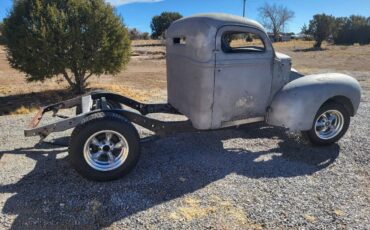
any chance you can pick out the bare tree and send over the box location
[258,3,294,42]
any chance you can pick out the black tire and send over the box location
[69,112,140,181]
[76,99,122,115]
[302,102,350,146]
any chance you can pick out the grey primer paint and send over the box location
[267,73,361,131]
[166,13,362,131]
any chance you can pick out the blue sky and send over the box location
[1,0,369,33]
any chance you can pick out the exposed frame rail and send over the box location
[24,91,195,139]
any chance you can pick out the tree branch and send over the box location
[84,72,94,82]
[62,71,75,87]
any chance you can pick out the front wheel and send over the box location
[69,112,140,181]
[302,102,350,146]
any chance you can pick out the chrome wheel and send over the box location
[314,110,344,140]
[83,130,129,171]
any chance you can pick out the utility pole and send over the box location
[243,0,246,17]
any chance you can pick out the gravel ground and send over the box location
[0,88,369,229]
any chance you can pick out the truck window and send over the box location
[222,31,265,53]
[173,37,186,45]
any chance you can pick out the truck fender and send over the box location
[266,73,362,131]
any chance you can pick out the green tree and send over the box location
[129,28,141,40]
[334,15,370,45]
[0,22,4,44]
[305,14,336,49]
[3,0,131,94]
[150,12,182,39]
[129,28,150,40]
[300,24,308,34]
[142,32,150,40]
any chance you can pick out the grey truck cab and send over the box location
[166,14,361,133]
[25,14,362,181]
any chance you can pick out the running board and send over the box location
[221,117,265,128]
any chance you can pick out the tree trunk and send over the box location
[73,73,86,94]
[62,71,76,90]
[314,40,322,49]
[273,28,279,42]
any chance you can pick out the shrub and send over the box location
[334,15,370,45]
[3,0,131,94]
[129,28,150,40]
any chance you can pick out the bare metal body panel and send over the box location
[166,14,276,129]
[166,13,361,131]
[266,73,362,131]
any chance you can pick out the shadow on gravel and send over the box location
[293,47,328,52]
[0,124,340,229]
[0,89,74,116]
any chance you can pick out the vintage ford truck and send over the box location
[25,14,362,181]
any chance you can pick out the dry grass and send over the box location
[0,89,71,115]
[168,195,264,229]
[0,86,13,95]
[9,106,39,115]
[131,39,165,47]
[169,198,216,221]
[0,83,163,116]
[230,38,264,47]
[273,39,315,48]
[303,214,316,223]
[90,83,163,102]
[273,41,370,73]
[333,209,345,217]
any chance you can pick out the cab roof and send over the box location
[170,13,265,32]
[166,13,269,64]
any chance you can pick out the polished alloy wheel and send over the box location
[314,110,344,140]
[83,130,129,171]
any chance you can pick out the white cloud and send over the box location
[106,0,163,6]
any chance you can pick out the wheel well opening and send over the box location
[324,96,354,116]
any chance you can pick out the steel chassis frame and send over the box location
[24,91,196,140]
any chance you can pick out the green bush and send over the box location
[334,15,370,45]
[303,14,370,47]
[3,0,131,94]
[129,28,150,40]
[0,22,5,45]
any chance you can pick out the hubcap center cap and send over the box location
[315,110,344,140]
[103,145,111,152]
[84,130,130,172]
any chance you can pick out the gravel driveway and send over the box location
[0,91,369,229]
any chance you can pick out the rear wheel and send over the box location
[69,112,140,181]
[303,102,350,146]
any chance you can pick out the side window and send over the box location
[173,37,186,45]
[222,31,266,53]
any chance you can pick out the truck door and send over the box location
[212,26,274,128]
